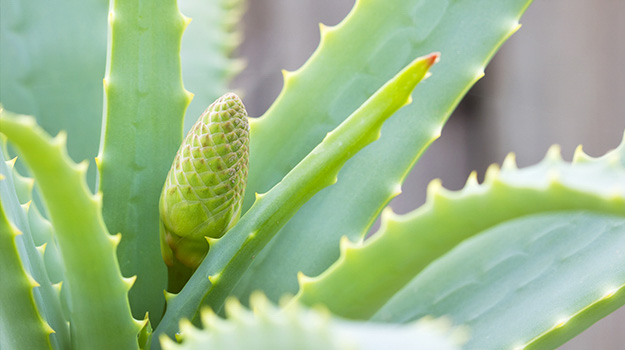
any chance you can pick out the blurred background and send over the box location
[232,0,625,348]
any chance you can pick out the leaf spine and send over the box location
[91,191,103,210]
[224,297,246,320]
[36,242,47,255]
[403,95,413,107]
[199,307,222,329]
[431,125,443,140]
[205,236,219,248]
[123,275,137,290]
[133,315,149,329]
[43,321,55,335]
[208,272,221,284]
[21,200,32,213]
[572,145,591,163]
[380,206,398,224]
[603,287,618,299]
[297,271,313,286]
[181,14,192,27]
[484,164,500,183]
[339,235,354,254]
[184,89,195,103]
[6,156,17,168]
[545,144,563,162]
[164,290,177,302]
[178,318,195,336]
[426,178,444,199]
[465,171,479,187]
[554,316,570,328]
[74,159,89,176]
[109,232,122,247]
[27,274,40,288]
[281,69,295,86]
[502,152,518,170]
[390,182,402,197]
[475,68,485,81]
[53,130,68,147]
[52,281,63,295]
[319,22,330,36]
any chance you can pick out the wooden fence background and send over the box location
[231,0,625,348]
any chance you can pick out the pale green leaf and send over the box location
[373,212,625,350]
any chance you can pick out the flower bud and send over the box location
[159,93,249,279]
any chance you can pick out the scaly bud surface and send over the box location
[159,93,249,290]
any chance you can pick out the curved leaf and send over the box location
[160,293,466,350]
[296,139,625,319]
[233,0,533,305]
[0,189,53,350]
[373,211,625,350]
[0,143,69,349]
[1,110,143,350]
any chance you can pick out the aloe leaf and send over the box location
[27,203,66,286]
[153,53,439,347]
[233,0,533,304]
[179,0,245,133]
[0,110,143,349]
[160,293,466,350]
[295,139,625,319]
[373,211,625,350]
[0,0,107,189]
[0,145,69,349]
[98,0,192,321]
[0,140,67,287]
[0,198,53,350]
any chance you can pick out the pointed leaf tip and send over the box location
[425,52,441,67]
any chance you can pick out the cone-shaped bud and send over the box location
[159,93,249,277]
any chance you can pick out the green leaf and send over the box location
[98,0,192,321]
[373,211,625,350]
[0,140,67,287]
[179,0,245,133]
[153,53,439,348]
[0,0,108,189]
[0,188,53,350]
[0,143,69,350]
[233,0,533,305]
[1,110,143,350]
[295,141,625,319]
[160,293,466,350]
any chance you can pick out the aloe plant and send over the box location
[1,0,624,349]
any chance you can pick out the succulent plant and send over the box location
[1,0,624,349]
